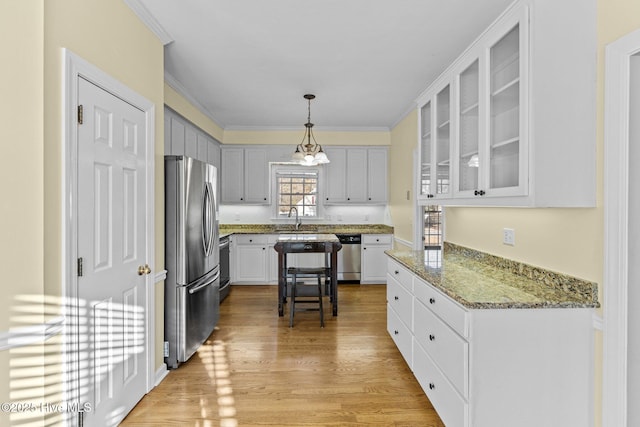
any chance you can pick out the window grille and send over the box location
[276,171,318,217]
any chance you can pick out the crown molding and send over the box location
[390,101,418,130]
[124,0,174,45]
[164,71,225,129]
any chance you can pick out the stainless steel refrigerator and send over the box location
[164,155,220,369]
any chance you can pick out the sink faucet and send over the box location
[288,207,301,230]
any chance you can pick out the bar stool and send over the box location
[287,266,330,327]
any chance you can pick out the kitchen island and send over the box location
[274,233,342,317]
[386,243,599,427]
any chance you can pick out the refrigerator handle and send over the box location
[188,270,220,294]
[202,182,215,256]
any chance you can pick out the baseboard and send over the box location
[155,364,169,386]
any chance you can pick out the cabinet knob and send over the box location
[364,247,367,250]
[429,383,435,390]
[429,334,435,341]
[429,297,435,304]
[474,190,486,196]
[249,239,253,242]
[347,198,351,201]
[326,197,329,201]
[394,330,399,335]
[368,197,372,200]
[240,197,244,201]
[376,238,379,242]
[395,270,399,274]
[394,296,399,301]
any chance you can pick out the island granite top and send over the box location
[386,243,599,310]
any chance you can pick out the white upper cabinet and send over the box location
[367,148,388,203]
[418,0,595,207]
[220,147,269,204]
[324,147,388,204]
[420,81,453,200]
[165,107,221,166]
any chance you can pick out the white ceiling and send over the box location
[133,0,514,131]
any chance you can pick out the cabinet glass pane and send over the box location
[436,85,450,195]
[420,102,432,196]
[458,60,480,192]
[490,24,520,189]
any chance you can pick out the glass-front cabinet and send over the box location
[419,83,452,200]
[419,101,432,197]
[457,58,480,196]
[487,23,525,196]
[419,7,528,205]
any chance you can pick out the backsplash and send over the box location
[219,204,391,224]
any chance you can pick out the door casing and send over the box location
[62,49,156,424]
[603,27,640,427]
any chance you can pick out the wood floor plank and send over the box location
[121,285,445,426]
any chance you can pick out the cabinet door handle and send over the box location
[429,297,435,304]
[429,334,435,341]
[429,383,435,390]
[474,190,486,196]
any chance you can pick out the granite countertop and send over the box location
[386,243,599,310]
[220,223,393,237]
[276,233,339,242]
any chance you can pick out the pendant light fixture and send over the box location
[291,94,330,166]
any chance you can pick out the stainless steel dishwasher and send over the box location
[335,234,361,283]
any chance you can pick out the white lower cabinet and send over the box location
[233,234,268,283]
[361,234,393,283]
[387,304,412,368]
[388,257,593,427]
[233,234,323,284]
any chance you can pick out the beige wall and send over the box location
[388,110,418,248]
[0,0,45,420]
[222,129,391,146]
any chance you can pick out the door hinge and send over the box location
[77,257,83,277]
[77,105,83,124]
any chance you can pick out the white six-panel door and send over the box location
[77,77,148,426]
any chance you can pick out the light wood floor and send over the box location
[121,284,445,426]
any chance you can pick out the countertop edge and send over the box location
[386,249,600,310]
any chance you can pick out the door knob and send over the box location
[138,264,151,275]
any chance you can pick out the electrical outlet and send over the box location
[503,228,515,246]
